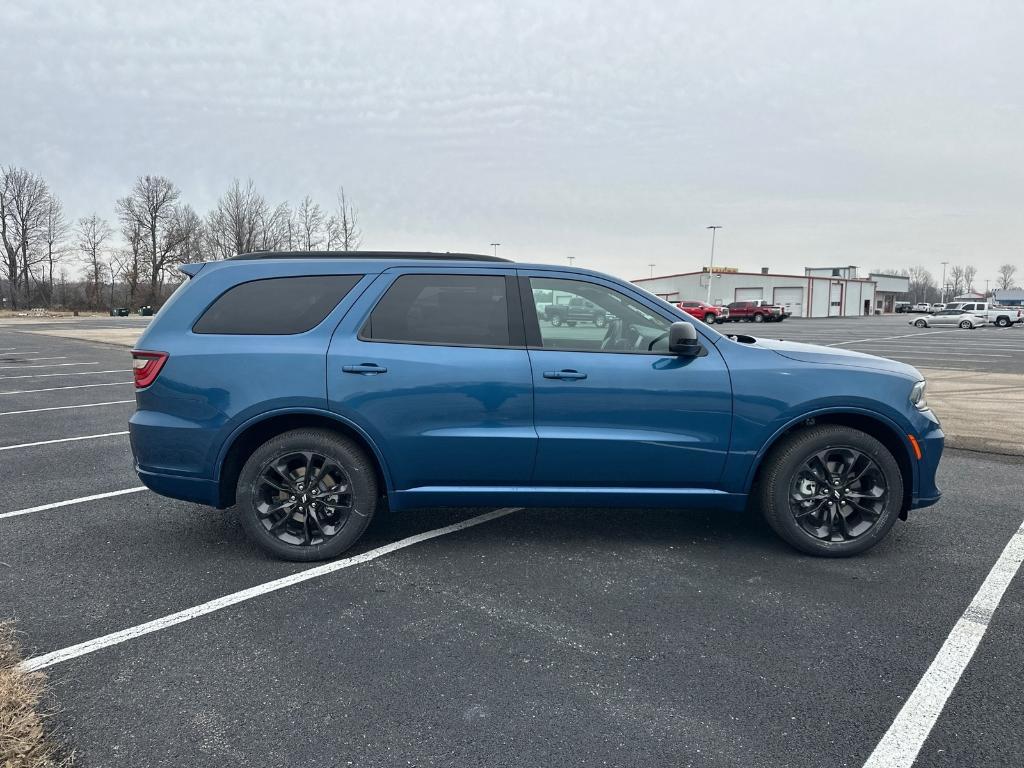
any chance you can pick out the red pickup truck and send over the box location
[725,300,787,323]
[675,300,728,324]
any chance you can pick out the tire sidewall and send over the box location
[760,426,904,557]
[236,429,378,561]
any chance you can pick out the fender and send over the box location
[741,405,918,494]
[213,406,396,495]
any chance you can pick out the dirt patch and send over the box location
[920,368,1024,456]
[0,622,73,767]
[22,328,144,348]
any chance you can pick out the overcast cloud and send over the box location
[2,0,1021,282]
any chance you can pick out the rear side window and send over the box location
[193,275,361,335]
[363,274,511,347]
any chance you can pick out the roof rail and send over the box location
[231,250,511,263]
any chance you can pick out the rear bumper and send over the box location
[135,464,221,507]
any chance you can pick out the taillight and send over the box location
[131,350,168,389]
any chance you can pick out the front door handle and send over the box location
[342,363,388,375]
[543,369,588,380]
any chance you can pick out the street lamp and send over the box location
[567,256,576,267]
[490,243,501,258]
[648,263,656,278]
[705,226,722,305]
[940,261,948,303]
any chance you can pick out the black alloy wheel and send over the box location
[788,447,888,542]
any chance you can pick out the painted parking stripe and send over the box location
[0,356,66,362]
[0,369,127,381]
[0,361,98,370]
[0,487,147,521]
[19,506,522,672]
[0,381,133,395]
[0,431,129,452]
[863,522,1024,768]
[0,400,134,416]
[827,331,950,346]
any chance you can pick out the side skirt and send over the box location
[388,486,747,512]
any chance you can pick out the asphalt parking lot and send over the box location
[1,319,1022,767]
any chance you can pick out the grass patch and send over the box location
[0,622,73,767]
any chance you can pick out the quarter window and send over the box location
[529,277,673,353]
[363,274,511,347]
[193,275,361,335]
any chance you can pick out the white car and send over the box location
[909,310,987,329]
[911,302,932,313]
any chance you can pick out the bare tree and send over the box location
[120,217,145,308]
[77,214,113,310]
[205,179,290,259]
[172,204,204,266]
[906,266,935,303]
[0,166,50,308]
[40,194,70,306]
[116,175,183,304]
[327,187,361,251]
[963,265,977,293]
[294,196,324,251]
[996,264,1016,290]
[947,265,965,297]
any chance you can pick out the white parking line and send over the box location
[19,506,522,672]
[0,381,133,395]
[827,331,950,347]
[0,487,147,521]
[0,356,66,362]
[0,369,128,380]
[0,431,129,451]
[0,361,98,370]
[0,400,134,416]
[863,522,1024,768]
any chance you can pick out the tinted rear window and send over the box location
[363,274,511,347]
[193,275,361,334]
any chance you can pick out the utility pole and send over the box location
[567,256,575,267]
[705,226,722,305]
[940,261,948,303]
[490,243,500,258]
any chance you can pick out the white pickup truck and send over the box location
[946,301,1024,328]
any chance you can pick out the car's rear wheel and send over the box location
[550,315,562,327]
[704,312,716,324]
[758,425,903,557]
[995,317,1011,328]
[595,315,607,328]
[753,314,764,323]
[236,429,378,562]
[959,320,972,329]
[914,319,927,327]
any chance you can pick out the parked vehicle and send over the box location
[894,302,912,313]
[725,300,786,323]
[542,296,608,327]
[909,310,987,329]
[109,307,130,317]
[910,303,932,313]
[130,251,943,562]
[676,300,728,324]
[947,302,1023,328]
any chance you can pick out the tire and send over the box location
[550,315,562,327]
[959,320,972,329]
[753,313,764,323]
[758,425,904,557]
[996,317,1010,328]
[236,428,378,562]
[704,313,716,324]
[595,315,607,328]
[914,319,927,327]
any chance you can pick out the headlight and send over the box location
[910,380,928,410]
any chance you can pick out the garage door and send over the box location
[734,287,764,302]
[773,287,804,318]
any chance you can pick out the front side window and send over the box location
[193,275,361,335]
[363,273,511,347]
[529,277,672,353]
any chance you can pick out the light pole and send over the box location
[648,263,656,278]
[490,243,500,258]
[567,256,575,267]
[705,226,722,305]
[940,261,948,303]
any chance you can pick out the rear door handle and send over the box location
[342,363,388,375]
[543,369,587,380]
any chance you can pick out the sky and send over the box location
[2,0,1021,285]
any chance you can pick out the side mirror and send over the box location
[668,321,702,357]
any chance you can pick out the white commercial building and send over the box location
[633,267,885,318]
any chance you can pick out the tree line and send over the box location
[1,167,361,311]
[875,263,1019,304]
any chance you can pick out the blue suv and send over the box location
[129,252,943,561]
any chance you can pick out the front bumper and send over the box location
[910,421,944,509]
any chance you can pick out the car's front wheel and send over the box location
[236,429,378,562]
[758,425,904,557]
[550,315,562,327]
[753,314,764,323]
[704,312,716,324]
[959,320,972,329]
[914,319,928,327]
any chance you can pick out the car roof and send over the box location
[231,250,509,263]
